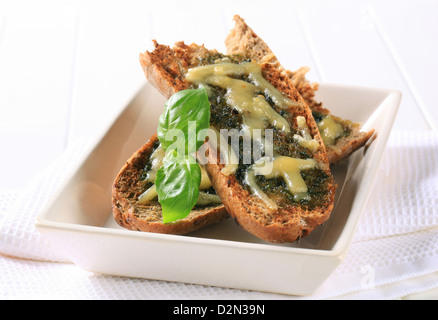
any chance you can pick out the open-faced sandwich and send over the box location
[112,15,375,243]
[112,132,229,235]
[225,15,375,164]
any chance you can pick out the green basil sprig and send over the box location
[155,151,202,223]
[158,88,211,154]
[155,87,211,223]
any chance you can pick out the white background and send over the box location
[1,0,437,299]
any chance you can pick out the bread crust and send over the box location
[112,134,229,234]
[225,15,375,164]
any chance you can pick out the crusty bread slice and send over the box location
[288,67,376,163]
[225,15,375,164]
[112,133,228,234]
[140,40,336,243]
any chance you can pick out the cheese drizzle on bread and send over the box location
[112,134,228,234]
[112,15,379,242]
[289,68,376,164]
[140,38,336,242]
[225,15,375,164]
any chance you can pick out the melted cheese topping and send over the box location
[317,115,345,146]
[196,192,222,206]
[138,185,158,204]
[145,145,165,183]
[185,61,320,207]
[250,156,317,203]
[186,62,295,133]
[138,145,215,205]
[293,116,320,152]
[245,169,278,210]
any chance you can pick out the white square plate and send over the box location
[36,82,401,296]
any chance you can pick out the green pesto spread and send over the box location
[189,56,331,210]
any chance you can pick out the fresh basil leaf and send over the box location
[157,88,210,154]
[155,151,201,223]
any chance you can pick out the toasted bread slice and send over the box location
[225,15,375,164]
[140,40,336,243]
[288,67,376,163]
[112,134,228,234]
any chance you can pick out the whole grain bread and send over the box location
[112,133,228,234]
[140,39,336,243]
[288,67,376,163]
[225,15,375,164]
